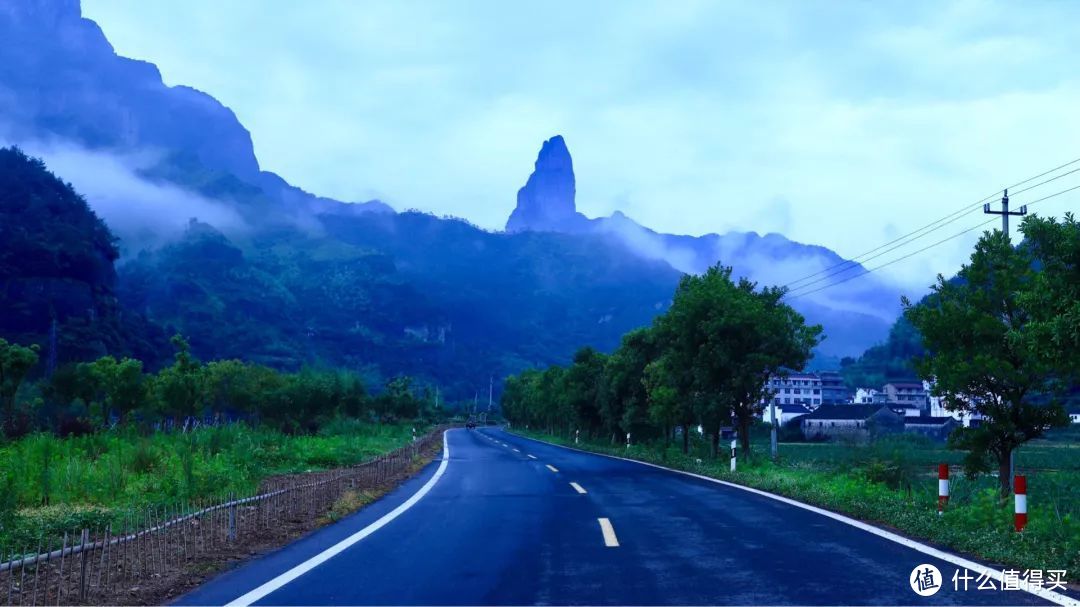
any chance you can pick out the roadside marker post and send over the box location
[626,432,631,450]
[575,429,580,444]
[1014,475,1027,532]
[937,464,949,515]
[730,438,737,473]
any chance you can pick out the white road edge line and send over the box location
[225,430,454,607]
[546,464,559,473]
[508,432,1077,607]
[513,448,521,453]
[570,482,587,494]
[597,518,619,547]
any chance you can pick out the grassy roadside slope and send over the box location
[0,420,421,554]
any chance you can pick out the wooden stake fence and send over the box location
[0,427,448,606]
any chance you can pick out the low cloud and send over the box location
[1,133,247,254]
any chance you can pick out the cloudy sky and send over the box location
[82,0,1080,285]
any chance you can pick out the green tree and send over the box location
[86,356,145,424]
[600,328,658,444]
[643,353,692,451]
[153,334,205,423]
[1019,213,1080,379]
[654,266,821,457]
[1,338,39,435]
[904,229,1070,496]
[726,283,821,458]
[562,347,607,438]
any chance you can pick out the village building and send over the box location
[903,416,961,441]
[799,405,904,440]
[853,387,878,404]
[763,373,823,409]
[881,381,929,412]
[818,371,851,404]
[763,403,813,426]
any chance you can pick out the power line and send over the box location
[786,183,1080,300]
[784,169,1080,294]
[784,158,1080,289]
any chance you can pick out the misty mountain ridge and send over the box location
[506,135,902,354]
[1,0,899,395]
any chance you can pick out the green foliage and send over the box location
[0,147,168,367]
[904,228,1072,495]
[502,263,821,458]
[0,421,420,555]
[0,338,40,436]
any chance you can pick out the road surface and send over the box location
[176,428,1072,606]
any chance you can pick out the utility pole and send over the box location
[769,398,778,461]
[984,188,1026,493]
[488,376,493,412]
[983,189,1027,240]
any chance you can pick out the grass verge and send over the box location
[515,429,1079,583]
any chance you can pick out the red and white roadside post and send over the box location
[575,429,580,444]
[1014,475,1027,532]
[937,464,949,515]
[626,432,631,450]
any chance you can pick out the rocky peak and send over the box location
[505,135,589,233]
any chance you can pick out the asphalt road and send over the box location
[176,428,1073,606]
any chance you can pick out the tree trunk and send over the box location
[998,449,1013,498]
[739,416,752,460]
[682,424,689,454]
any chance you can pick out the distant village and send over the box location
[760,372,1080,441]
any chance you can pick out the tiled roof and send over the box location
[801,405,890,421]
[904,416,958,426]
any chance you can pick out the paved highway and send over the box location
[176,428,1073,606]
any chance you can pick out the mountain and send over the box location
[0,0,899,400]
[0,0,390,231]
[0,147,166,365]
[504,135,903,356]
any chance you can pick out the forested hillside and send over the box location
[0,148,167,365]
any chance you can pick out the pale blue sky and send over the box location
[82,0,1080,284]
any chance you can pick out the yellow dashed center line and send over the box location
[598,518,619,547]
[546,464,559,473]
[570,482,587,494]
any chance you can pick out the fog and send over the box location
[0,133,248,255]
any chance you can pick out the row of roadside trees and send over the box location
[1,334,438,438]
[502,265,823,459]
[503,214,1079,496]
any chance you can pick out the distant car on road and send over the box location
[466,419,477,429]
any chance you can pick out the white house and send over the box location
[763,403,813,425]
[762,373,823,409]
[926,380,985,427]
[854,388,878,404]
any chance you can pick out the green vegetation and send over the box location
[519,427,1079,577]
[904,216,1076,495]
[0,422,419,553]
[2,332,439,440]
[503,217,1079,576]
[503,263,822,458]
